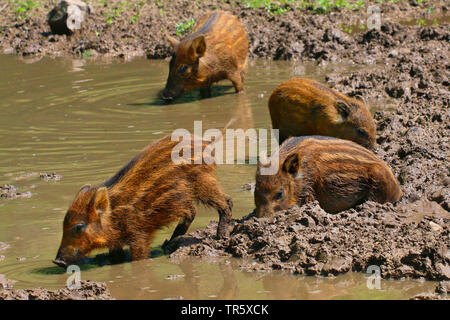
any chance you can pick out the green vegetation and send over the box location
[242,0,297,15]
[176,18,196,36]
[129,0,145,23]
[82,50,93,57]
[302,0,366,13]
[105,4,124,24]
[9,0,40,19]
[239,0,419,15]
[101,0,146,24]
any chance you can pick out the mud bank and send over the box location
[0,279,113,300]
[168,201,449,280]
[325,24,449,211]
[0,0,448,61]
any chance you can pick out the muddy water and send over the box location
[0,55,436,299]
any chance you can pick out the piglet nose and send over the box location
[53,249,68,268]
[161,95,174,103]
[53,258,68,268]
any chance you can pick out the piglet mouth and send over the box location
[160,92,175,103]
[52,259,68,268]
[162,97,174,103]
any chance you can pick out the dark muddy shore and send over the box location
[168,201,449,278]
[0,279,113,300]
[0,0,448,61]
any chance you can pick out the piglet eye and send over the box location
[179,65,189,74]
[72,223,86,235]
[274,190,284,200]
[357,129,368,139]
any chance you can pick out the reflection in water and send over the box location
[70,59,87,73]
[0,54,437,299]
[80,257,436,300]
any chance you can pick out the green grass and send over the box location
[175,17,196,36]
[105,4,124,24]
[100,0,147,24]
[242,0,297,15]
[304,0,367,13]
[9,0,40,19]
[82,50,93,58]
[240,0,416,14]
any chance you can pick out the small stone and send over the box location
[40,172,62,181]
[436,281,450,294]
[429,221,443,232]
[47,0,91,35]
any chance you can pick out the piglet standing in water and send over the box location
[255,136,402,216]
[53,135,233,267]
[162,11,249,102]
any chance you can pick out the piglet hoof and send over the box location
[161,238,180,255]
[216,222,231,240]
[216,229,229,240]
[161,239,170,253]
[226,197,234,211]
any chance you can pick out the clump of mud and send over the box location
[0,274,16,290]
[0,185,31,199]
[0,242,8,263]
[168,201,449,281]
[40,172,62,181]
[410,281,450,300]
[0,279,113,300]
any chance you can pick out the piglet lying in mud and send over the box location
[162,10,249,102]
[269,78,376,148]
[255,136,402,216]
[54,135,232,267]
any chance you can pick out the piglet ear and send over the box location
[189,35,206,60]
[89,187,110,221]
[77,184,91,195]
[94,187,110,214]
[282,153,300,176]
[166,34,180,49]
[336,101,350,122]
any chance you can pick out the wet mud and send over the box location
[0,0,448,61]
[167,201,449,279]
[0,279,113,300]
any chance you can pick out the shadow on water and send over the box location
[129,85,236,107]
[32,247,166,275]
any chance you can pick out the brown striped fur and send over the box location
[54,135,232,266]
[162,11,249,102]
[269,78,376,148]
[255,136,402,216]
